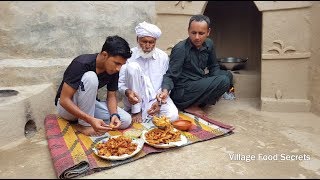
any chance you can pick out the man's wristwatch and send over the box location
[110,113,120,120]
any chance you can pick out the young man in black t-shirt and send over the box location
[55,35,132,136]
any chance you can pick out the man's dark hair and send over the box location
[188,14,211,29]
[101,35,132,59]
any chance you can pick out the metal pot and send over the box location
[217,57,248,71]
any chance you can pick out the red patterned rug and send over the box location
[45,112,234,179]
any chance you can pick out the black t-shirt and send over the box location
[54,53,119,105]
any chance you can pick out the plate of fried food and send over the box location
[92,135,144,160]
[141,115,188,148]
[141,127,188,148]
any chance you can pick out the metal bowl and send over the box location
[217,57,248,71]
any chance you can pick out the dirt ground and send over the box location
[1,98,320,179]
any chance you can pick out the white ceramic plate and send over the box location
[92,136,144,161]
[141,128,188,148]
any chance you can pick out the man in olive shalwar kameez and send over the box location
[156,14,233,116]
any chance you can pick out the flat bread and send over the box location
[123,129,142,138]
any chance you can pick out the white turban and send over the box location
[135,21,162,39]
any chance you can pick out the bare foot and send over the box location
[131,112,142,123]
[73,124,104,136]
[184,104,207,116]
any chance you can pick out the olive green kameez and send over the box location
[162,38,233,110]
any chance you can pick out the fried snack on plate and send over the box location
[152,115,172,129]
[144,115,181,145]
[145,127,181,144]
[95,136,137,157]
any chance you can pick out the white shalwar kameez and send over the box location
[118,47,179,122]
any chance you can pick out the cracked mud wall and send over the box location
[310,1,320,116]
[0,1,156,59]
[0,1,156,100]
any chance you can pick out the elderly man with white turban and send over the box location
[118,21,179,123]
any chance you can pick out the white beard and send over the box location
[138,46,155,59]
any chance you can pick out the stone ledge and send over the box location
[262,52,311,60]
[261,97,311,112]
[254,1,312,12]
[0,58,72,89]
